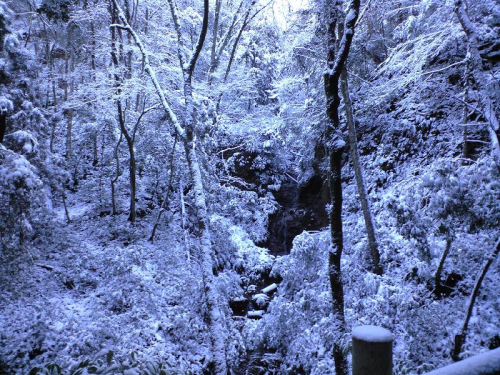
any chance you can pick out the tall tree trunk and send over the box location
[149,135,177,242]
[455,0,500,158]
[210,0,221,68]
[111,0,228,371]
[66,107,73,159]
[215,1,256,112]
[434,237,453,296]
[340,68,381,274]
[65,50,74,160]
[90,21,97,72]
[179,178,191,261]
[114,86,136,224]
[452,237,500,360]
[323,1,360,374]
[222,1,256,84]
[50,121,56,153]
[207,0,221,84]
[93,133,98,166]
[62,188,71,224]
[181,2,228,370]
[461,62,470,161]
[0,114,6,144]
[183,138,227,372]
[111,132,123,216]
[110,6,136,223]
[127,137,136,223]
[208,1,243,85]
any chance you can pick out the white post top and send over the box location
[352,325,394,343]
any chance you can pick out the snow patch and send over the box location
[425,348,500,375]
[352,325,393,343]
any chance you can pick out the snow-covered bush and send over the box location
[210,215,274,281]
[0,241,214,373]
[3,130,38,156]
[249,231,343,374]
[0,146,43,250]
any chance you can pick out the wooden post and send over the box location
[352,325,393,375]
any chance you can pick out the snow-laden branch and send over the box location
[110,0,186,140]
[422,59,466,76]
[166,0,187,74]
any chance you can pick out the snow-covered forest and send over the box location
[1,0,499,373]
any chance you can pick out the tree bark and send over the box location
[461,60,471,161]
[62,188,71,224]
[149,135,178,242]
[65,49,74,160]
[110,7,156,224]
[66,106,73,159]
[455,0,500,159]
[222,1,256,84]
[110,9,136,223]
[208,0,243,84]
[166,0,186,75]
[93,132,98,166]
[323,1,360,374]
[434,237,452,296]
[210,0,221,73]
[111,132,122,215]
[215,1,256,112]
[126,131,136,223]
[50,120,56,153]
[179,178,191,261]
[452,237,500,360]
[340,68,381,274]
[0,114,6,144]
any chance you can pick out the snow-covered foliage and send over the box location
[1,0,499,373]
[0,146,43,250]
[250,231,343,374]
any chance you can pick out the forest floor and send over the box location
[0,191,213,373]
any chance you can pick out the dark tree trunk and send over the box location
[149,135,177,242]
[110,5,136,223]
[323,1,360,373]
[62,188,71,224]
[327,145,348,375]
[111,132,123,215]
[93,133,98,166]
[50,121,56,153]
[452,237,500,361]
[0,114,6,144]
[340,68,381,274]
[127,141,136,223]
[434,237,452,296]
[455,0,500,157]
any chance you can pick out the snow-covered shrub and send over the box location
[0,146,43,250]
[0,95,13,114]
[249,231,343,374]
[30,350,169,374]
[210,215,274,281]
[0,240,216,373]
[3,130,38,156]
[211,186,277,245]
[420,158,500,231]
[385,157,500,271]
